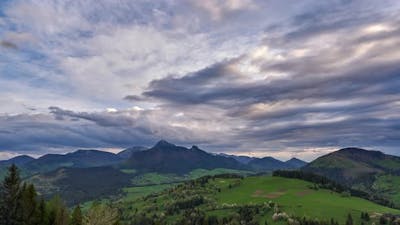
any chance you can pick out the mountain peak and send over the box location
[154,140,175,148]
[285,157,307,167]
[191,145,200,150]
[286,157,303,162]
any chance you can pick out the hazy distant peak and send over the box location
[154,140,176,148]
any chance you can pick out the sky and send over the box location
[0,0,400,161]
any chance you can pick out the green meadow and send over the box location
[215,176,400,224]
[119,174,400,224]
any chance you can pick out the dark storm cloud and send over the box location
[0,112,160,154]
[49,106,137,127]
[139,62,233,105]
[137,59,400,110]
[0,40,18,49]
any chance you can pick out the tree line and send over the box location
[0,164,120,225]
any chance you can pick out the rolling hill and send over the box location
[0,155,35,167]
[303,147,400,206]
[0,155,36,178]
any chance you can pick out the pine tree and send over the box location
[70,205,83,225]
[365,212,370,221]
[0,164,22,225]
[17,183,39,225]
[37,198,48,225]
[346,213,353,225]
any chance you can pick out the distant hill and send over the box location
[123,140,246,174]
[247,157,290,171]
[0,155,36,178]
[29,166,132,206]
[303,148,400,183]
[218,153,256,164]
[285,157,307,168]
[303,147,400,206]
[0,155,35,167]
[219,153,307,171]
[22,149,123,175]
[117,146,147,159]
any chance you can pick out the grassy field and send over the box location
[119,174,400,224]
[122,183,176,202]
[188,168,253,179]
[129,168,253,186]
[215,176,400,224]
[130,173,183,185]
[122,169,252,202]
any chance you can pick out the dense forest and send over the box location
[0,164,120,225]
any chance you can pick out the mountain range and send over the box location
[2,143,399,208]
[0,140,308,204]
[1,140,307,178]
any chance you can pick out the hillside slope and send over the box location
[303,147,400,206]
[120,175,400,225]
[29,166,132,205]
[117,146,147,159]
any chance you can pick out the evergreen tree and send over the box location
[346,213,353,225]
[37,198,48,225]
[17,183,39,225]
[0,164,22,225]
[365,212,370,221]
[70,205,83,225]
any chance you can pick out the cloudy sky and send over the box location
[1,0,400,160]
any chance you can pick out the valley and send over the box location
[1,141,400,224]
